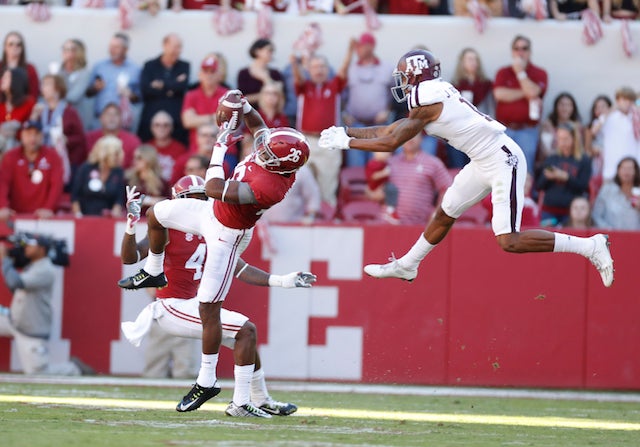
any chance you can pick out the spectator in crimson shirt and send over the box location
[85,102,142,169]
[493,35,548,175]
[1,31,40,98]
[0,121,64,221]
[181,54,228,153]
[145,110,187,183]
[0,67,36,149]
[291,40,356,205]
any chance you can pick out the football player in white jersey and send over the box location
[319,49,614,287]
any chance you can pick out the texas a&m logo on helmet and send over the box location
[391,49,442,103]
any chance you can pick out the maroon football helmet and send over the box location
[253,127,310,174]
[172,175,206,199]
[391,49,442,103]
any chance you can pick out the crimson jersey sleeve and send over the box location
[214,160,296,229]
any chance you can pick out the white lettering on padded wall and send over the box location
[259,226,364,380]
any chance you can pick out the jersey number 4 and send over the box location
[184,243,206,281]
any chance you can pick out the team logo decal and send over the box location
[405,55,429,73]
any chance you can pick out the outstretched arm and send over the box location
[234,258,317,288]
[322,103,441,153]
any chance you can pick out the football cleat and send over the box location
[258,398,298,416]
[176,383,221,412]
[588,234,614,287]
[225,402,272,418]
[118,269,167,290]
[364,254,418,282]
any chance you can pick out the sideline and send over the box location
[0,393,639,431]
[2,373,640,403]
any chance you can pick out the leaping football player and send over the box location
[120,178,315,416]
[119,89,311,418]
[319,49,614,287]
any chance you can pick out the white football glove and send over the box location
[319,126,352,151]
[215,120,243,151]
[271,271,318,288]
[125,185,145,235]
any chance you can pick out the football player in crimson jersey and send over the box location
[120,177,315,415]
[319,49,614,287]
[118,89,310,418]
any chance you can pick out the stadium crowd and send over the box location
[0,4,639,233]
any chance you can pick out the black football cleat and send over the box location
[176,383,221,412]
[118,269,167,290]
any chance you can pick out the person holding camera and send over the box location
[0,233,92,375]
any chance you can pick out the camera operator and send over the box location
[0,233,93,375]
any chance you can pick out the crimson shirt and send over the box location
[494,62,548,127]
[0,146,64,213]
[213,157,296,229]
[157,228,204,299]
[0,96,36,141]
[181,86,228,152]
[147,138,188,182]
[295,76,347,134]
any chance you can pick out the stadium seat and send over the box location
[315,201,336,223]
[338,166,368,205]
[341,200,385,224]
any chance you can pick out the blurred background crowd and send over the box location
[0,1,639,233]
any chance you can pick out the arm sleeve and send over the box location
[564,158,592,194]
[0,155,13,208]
[65,69,91,104]
[1,258,23,291]
[19,263,55,290]
[44,151,65,211]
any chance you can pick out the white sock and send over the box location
[195,353,218,388]
[250,368,270,404]
[553,233,595,258]
[399,235,435,269]
[144,251,165,276]
[232,364,254,406]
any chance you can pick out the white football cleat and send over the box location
[588,234,614,287]
[364,255,418,282]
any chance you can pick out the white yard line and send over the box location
[1,373,640,403]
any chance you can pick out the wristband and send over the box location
[517,71,527,80]
[206,166,225,181]
[125,220,136,235]
[268,275,283,287]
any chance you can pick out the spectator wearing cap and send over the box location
[290,39,357,206]
[138,33,190,146]
[237,38,285,109]
[0,121,64,221]
[181,54,228,153]
[0,232,93,375]
[342,32,394,167]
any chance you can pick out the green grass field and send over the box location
[1,379,639,447]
